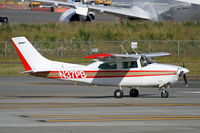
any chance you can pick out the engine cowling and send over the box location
[59,8,95,22]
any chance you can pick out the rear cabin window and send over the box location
[98,62,117,69]
[122,61,138,69]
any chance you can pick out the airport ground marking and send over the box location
[1,103,200,109]
[26,115,200,118]
[40,117,200,122]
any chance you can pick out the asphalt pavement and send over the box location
[0,76,200,133]
[0,9,116,24]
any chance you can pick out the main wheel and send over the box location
[114,89,124,98]
[161,90,169,98]
[129,89,139,97]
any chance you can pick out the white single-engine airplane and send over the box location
[11,36,189,98]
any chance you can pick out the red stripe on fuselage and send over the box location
[46,70,177,79]
[46,73,176,79]
[11,38,32,71]
[86,74,176,78]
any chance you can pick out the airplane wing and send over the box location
[33,0,153,21]
[139,52,171,58]
[34,0,79,8]
[176,0,200,5]
[87,4,151,20]
[85,53,140,61]
[85,52,170,61]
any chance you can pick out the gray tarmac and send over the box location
[2,7,200,25]
[0,76,200,133]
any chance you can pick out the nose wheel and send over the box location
[160,86,169,98]
[161,90,169,98]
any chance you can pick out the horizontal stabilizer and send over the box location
[21,70,51,74]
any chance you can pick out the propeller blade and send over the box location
[183,62,185,68]
[183,74,188,87]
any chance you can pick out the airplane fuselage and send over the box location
[31,62,180,87]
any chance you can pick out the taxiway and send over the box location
[0,76,200,133]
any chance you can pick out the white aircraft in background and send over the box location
[11,36,189,98]
[176,0,200,5]
[34,0,200,22]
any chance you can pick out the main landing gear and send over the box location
[129,88,139,97]
[114,86,139,98]
[114,85,170,98]
[114,89,124,98]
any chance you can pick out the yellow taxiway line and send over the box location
[1,103,200,109]
[39,116,200,122]
[20,115,200,122]
[26,115,200,118]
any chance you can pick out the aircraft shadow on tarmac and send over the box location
[5,94,162,99]
[27,82,96,86]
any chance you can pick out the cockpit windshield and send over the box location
[140,57,156,67]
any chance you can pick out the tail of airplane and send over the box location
[11,36,53,72]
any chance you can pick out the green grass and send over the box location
[1,21,200,41]
[0,63,26,76]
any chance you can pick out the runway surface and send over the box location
[0,76,200,133]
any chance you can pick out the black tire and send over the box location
[129,89,139,97]
[114,89,124,98]
[161,90,169,98]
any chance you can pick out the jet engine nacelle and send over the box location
[82,0,94,4]
[59,7,95,22]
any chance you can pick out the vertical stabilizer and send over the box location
[11,36,50,71]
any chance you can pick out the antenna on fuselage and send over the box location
[131,42,138,55]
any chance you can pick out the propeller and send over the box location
[182,62,188,87]
[183,73,188,87]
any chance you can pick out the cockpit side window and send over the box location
[140,57,155,67]
[140,57,148,67]
[98,62,117,69]
[122,61,138,69]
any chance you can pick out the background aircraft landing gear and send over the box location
[129,88,139,97]
[114,89,124,98]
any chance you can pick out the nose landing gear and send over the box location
[161,90,169,98]
[159,84,170,98]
